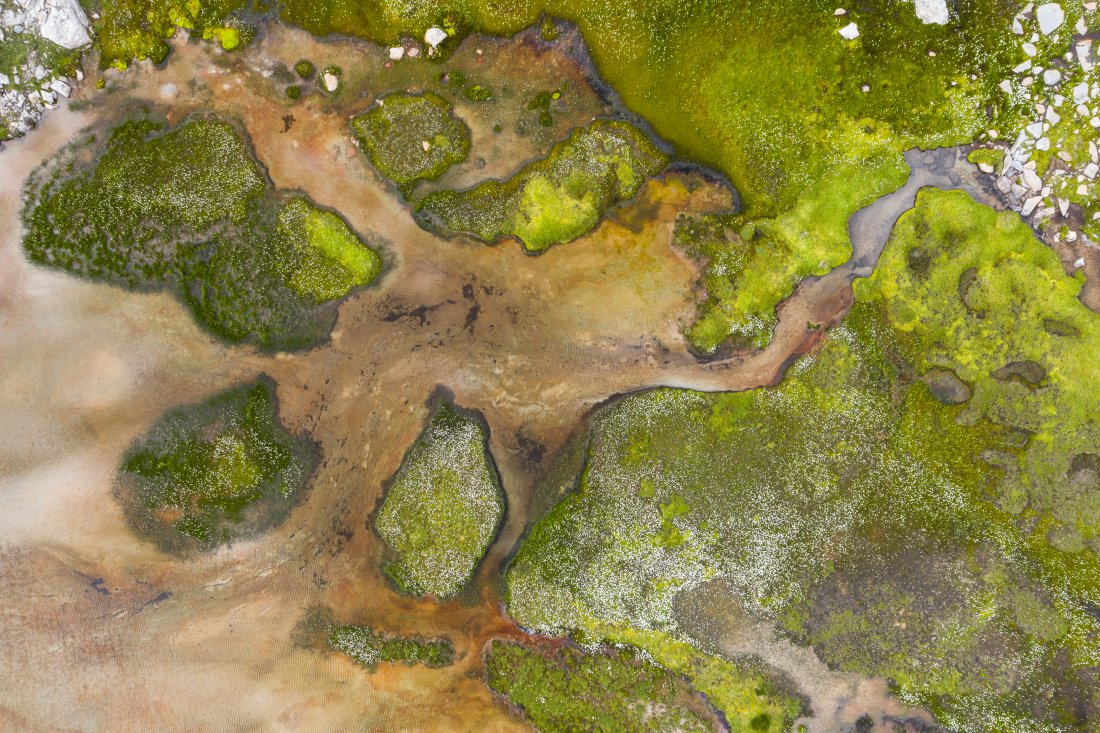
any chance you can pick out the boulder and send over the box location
[914,0,949,25]
[424,26,448,47]
[1037,3,1065,35]
[20,0,91,48]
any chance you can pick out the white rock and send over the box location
[1073,82,1090,104]
[1059,150,1073,161]
[1023,42,1038,56]
[40,89,55,105]
[834,7,847,15]
[1044,68,1062,85]
[1022,167,1043,190]
[979,162,995,173]
[1036,136,1051,149]
[1078,103,1091,115]
[1077,16,1087,34]
[424,26,448,47]
[1058,198,1070,215]
[1066,230,1078,241]
[1053,94,1065,105]
[1074,256,1086,267]
[322,72,339,92]
[1093,116,1100,127]
[1027,121,1045,137]
[407,46,420,57]
[839,22,859,39]
[388,46,404,60]
[0,73,8,86]
[1037,3,1065,34]
[1046,107,1061,124]
[861,84,870,92]
[49,78,70,97]
[22,0,91,49]
[1077,40,1094,71]
[1078,183,1090,194]
[915,0,949,24]
[1085,162,1099,178]
[1013,17,1024,34]
[421,140,430,151]
[1022,195,1043,216]
[1000,79,1014,93]
[1015,59,1033,73]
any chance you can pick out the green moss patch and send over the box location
[328,624,455,671]
[416,119,667,253]
[117,376,317,552]
[375,395,505,599]
[350,93,472,190]
[93,0,252,67]
[505,190,1100,731]
[22,116,382,351]
[484,640,731,732]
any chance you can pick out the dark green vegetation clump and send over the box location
[375,396,505,599]
[416,119,667,252]
[506,190,1100,732]
[22,116,382,350]
[293,58,315,78]
[484,640,729,732]
[350,93,471,190]
[328,625,455,671]
[117,376,317,552]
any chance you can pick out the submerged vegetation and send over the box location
[505,190,1100,732]
[375,395,504,599]
[22,116,382,350]
[350,92,472,190]
[416,119,667,252]
[117,376,317,552]
[328,625,455,671]
[484,640,737,732]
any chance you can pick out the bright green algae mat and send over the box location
[117,376,318,552]
[505,190,1100,732]
[416,119,667,253]
[21,116,382,351]
[328,625,455,671]
[484,640,769,733]
[350,92,472,190]
[375,395,505,599]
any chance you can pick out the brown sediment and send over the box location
[0,24,964,733]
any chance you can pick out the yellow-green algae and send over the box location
[505,190,1100,732]
[483,639,761,733]
[416,119,667,252]
[117,375,318,552]
[22,116,382,350]
[350,92,472,190]
[375,395,505,599]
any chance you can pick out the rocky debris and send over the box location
[1,0,88,144]
[388,46,404,60]
[915,0,950,25]
[1037,2,1065,34]
[839,21,859,39]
